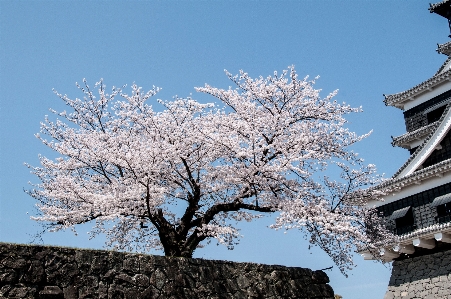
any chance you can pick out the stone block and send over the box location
[0,286,11,297]
[39,286,63,298]
[418,289,431,298]
[431,277,440,284]
[437,288,451,296]
[74,250,93,267]
[1,258,27,270]
[90,254,110,274]
[9,286,33,298]
[383,291,394,299]
[62,286,77,299]
[133,273,150,287]
[0,269,17,283]
[24,260,45,284]
[115,273,134,285]
[139,285,158,299]
[123,254,140,273]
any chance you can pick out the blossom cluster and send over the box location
[27,67,394,274]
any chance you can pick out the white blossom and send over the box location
[26,67,394,275]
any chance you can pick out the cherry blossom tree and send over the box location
[27,67,394,274]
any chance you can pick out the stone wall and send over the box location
[384,248,451,299]
[0,243,334,299]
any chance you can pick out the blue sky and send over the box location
[0,1,447,298]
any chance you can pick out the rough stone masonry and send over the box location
[0,243,334,299]
[384,248,451,299]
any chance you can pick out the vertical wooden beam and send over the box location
[380,248,400,261]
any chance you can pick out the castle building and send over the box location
[360,0,451,263]
[361,2,451,297]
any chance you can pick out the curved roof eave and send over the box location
[437,41,451,56]
[383,69,451,108]
[377,158,451,191]
[391,121,438,148]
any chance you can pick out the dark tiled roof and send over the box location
[392,102,451,178]
[384,70,451,107]
[429,0,451,17]
[392,121,438,148]
[375,158,451,192]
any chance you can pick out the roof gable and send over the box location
[394,102,451,178]
[435,56,451,76]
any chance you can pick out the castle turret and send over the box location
[361,1,451,263]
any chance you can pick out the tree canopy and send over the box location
[27,67,394,274]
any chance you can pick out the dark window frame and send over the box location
[377,183,451,235]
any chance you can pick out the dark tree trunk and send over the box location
[151,200,274,258]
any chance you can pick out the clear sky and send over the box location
[0,1,448,298]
